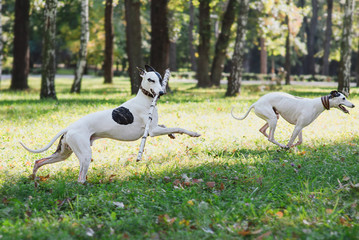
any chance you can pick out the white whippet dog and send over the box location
[20,65,200,183]
[231,91,355,149]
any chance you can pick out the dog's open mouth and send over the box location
[150,89,156,97]
[339,104,349,114]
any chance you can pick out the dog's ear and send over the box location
[329,90,340,98]
[136,67,146,77]
[145,65,156,72]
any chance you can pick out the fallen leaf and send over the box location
[187,200,194,206]
[173,179,181,186]
[201,227,214,234]
[86,227,95,237]
[255,231,272,240]
[158,214,176,225]
[109,174,116,182]
[192,178,203,184]
[57,196,77,208]
[220,182,225,191]
[163,176,171,183]
[2,197,9,205]
[206,182,215,188]
[238,230,251,236]
[275,211,283,218]
[179,219,190,226]
[38,174,50,182]
[326,209,333,214]
[113,202,125,208]
[343,176,350,181]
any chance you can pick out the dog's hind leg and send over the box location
[31,136,73,179]
[259,123,269,138]
[267,118,286,148]
[65,131,92,184]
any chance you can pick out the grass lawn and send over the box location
[1,77,359,239]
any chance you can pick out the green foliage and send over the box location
[1,77,359,238]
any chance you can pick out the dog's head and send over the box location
[329,90,355,114]
[137,65,164,97]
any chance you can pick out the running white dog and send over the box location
[231,91,354,149]
[20,65,200,183]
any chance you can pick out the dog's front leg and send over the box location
[158,124,176,139]
[286,126,303,148]
[149,125,200,138]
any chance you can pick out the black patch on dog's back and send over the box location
[112,107,134,125]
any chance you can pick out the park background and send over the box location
[1,0,359,239]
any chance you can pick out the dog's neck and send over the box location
[321,95,330,110]
[140,85,154,98]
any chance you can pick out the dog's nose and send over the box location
[159,91,164,96]
[352,104,355,108]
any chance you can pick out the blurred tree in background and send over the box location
[0,0,358,96]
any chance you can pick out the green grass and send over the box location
[1,77,359,239]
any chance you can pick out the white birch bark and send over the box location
[71,0,89,93]
[40,0,57,99]
[337,0,355,94]
[0,0,3,86]
[225,0,249,96]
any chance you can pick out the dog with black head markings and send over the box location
[231,91,354,149]
[20,65,200,183]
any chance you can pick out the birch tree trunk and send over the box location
[104,0,114,84]
[188,0,197,72]
[125,0,143,94]
[71,0,89,93]
[225,0,249,97]
[197,0,211,88]
[10,0,30,90]
[0,0,2,86]
[322,0,333,76]
[285,8,291,85]
[40,0,57,100]
[260,37,267,74]
[210,0,237,86]
[337,0,355,94]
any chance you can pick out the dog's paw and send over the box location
[190,132,201,137]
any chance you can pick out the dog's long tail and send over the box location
[231,104,255,120]
[19,129,67,153]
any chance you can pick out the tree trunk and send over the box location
[125,0,143,95]
[322,0,333,76]
[188,0,197,72]
[10,0,30,90]
[40,0,57,100]
[225,0,249,97]
[285,10,291,85]
[169,41,177,71]
[104,0,114,84]
[150,0,170,77]
[197,0,211,88]
[0,0,2,85]
[305,0,318,75]
[356,42,359,87]
[210,0,237,86]
[71,0,89,93]
[260,37,267,74]
[337,0,355,94]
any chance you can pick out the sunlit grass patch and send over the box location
[1,77,359,238]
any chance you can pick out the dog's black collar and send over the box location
[321,95,330,110]
[140,85,155,98]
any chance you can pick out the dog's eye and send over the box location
[147,78,155,83]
